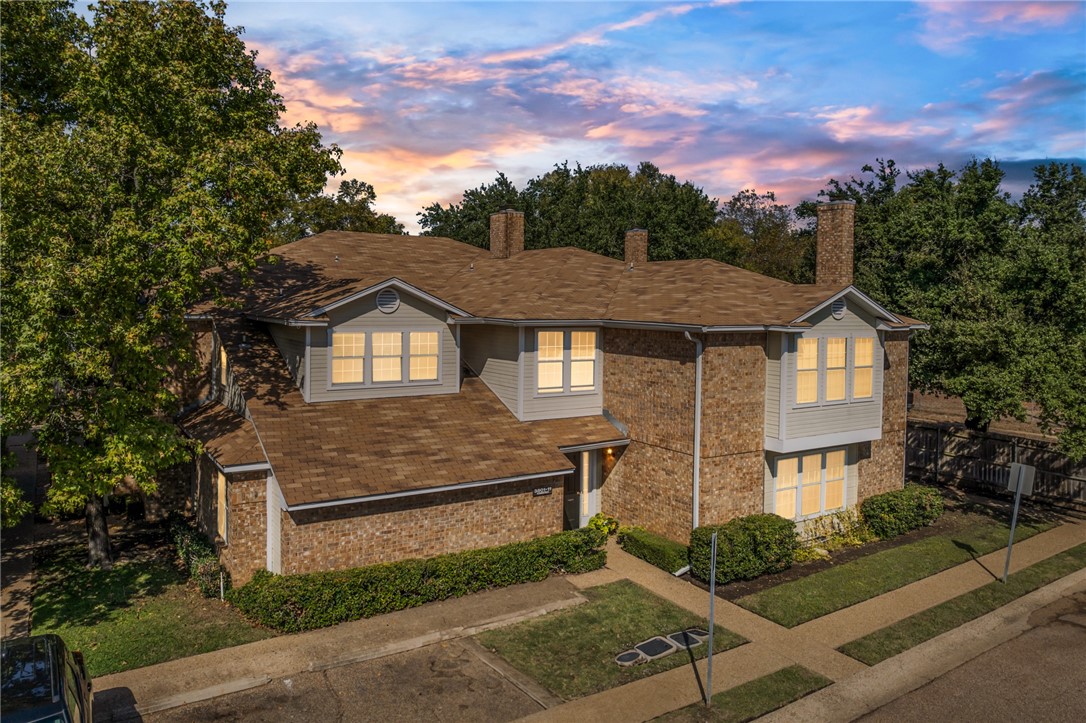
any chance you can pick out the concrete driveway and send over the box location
[144,639,546,723]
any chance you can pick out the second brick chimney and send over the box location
[815,200,855,287]
[624,228,648,265]
[489,209,525,259]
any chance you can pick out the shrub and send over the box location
[227,527,607,632]
[861,484,944,540]
[690,514,798,584]
[618,526,689,573]
[169,515,229,598]
[800,508,875,551]
[587,512,620,536]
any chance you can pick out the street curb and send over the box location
[761,566,1086,722]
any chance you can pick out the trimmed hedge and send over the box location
[169,515,229,598]
[690,514,798,584]
[618,526,689,573]
[227,527,607,632]
[860,484,944,540]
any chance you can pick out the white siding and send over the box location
[461,324,519,414]
[308,290,459,402]
[266,475,282,574]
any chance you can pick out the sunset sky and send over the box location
[225,1,1086,232]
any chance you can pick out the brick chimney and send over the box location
[815,200,855,287]
[624,228,648,265]
[489,209,525,258]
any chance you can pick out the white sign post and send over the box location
[1002,463,1036,584]
[705,531,717,707]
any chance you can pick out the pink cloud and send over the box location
[916,1,1083,54]
[815,105,949,143]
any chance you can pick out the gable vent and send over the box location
[376,288,400,314]
[831,298,846,320]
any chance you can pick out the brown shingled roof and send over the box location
[219,231,918,329]
[179,402,267,469]
[212,314,622,507]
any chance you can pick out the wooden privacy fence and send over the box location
[906,421,1086,509]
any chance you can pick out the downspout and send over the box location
[684,331,703,530]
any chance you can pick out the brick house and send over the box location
[180,201,925,584]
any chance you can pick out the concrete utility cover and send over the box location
[684,628,709,638]
[634,637,677,661]
[614,650,644,667]
[668,631,705,648]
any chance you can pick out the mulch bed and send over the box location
[685,487,1068,602]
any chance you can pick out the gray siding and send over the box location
[461,324,520,414]
[308,290,459,402]
[521,327,603,421]
[781,302,884,440]
[765,332,782,438]
[268,325,306,389]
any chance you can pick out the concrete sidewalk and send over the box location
[93,575,586,721]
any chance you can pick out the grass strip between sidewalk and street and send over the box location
[838,541,1086,666]
[735,514,1052,628]
[655,665,832,722]
[476,579,746,700]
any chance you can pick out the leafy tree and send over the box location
[0,1,342,565]
[706,189,814,282]
[810,158,1086,459]
[418,162,718,261]
[272,178,404,243]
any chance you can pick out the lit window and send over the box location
[219,344,228,387]
[332,332,365,384]
[796,338,819,404]
[774,458,798,519]
[216,470,228,541]
[372,332,402,383]
[774,450,847,520]
[825,337,847,402]
[570,331,596,391]
[409,331,439,381]
[854,338,874,399]
[537,331,564,393]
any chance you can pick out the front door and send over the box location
[562,450,600,529]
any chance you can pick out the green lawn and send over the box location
[838,542,1086,665]
[31,525,274,678]
[656,665,832,722]
[477,580,746,700]
[736,514,1052,628]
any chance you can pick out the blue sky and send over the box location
[224,1,1086,231]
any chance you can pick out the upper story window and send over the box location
[536,329,597,395]
[793,335,876,406]
[774,449,845,520]
[330,329,440,387]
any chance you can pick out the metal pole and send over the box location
[706,531,717,706]
[1003,469,1023,584]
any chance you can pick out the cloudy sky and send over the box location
[225,1,1086,232]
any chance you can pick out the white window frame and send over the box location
[327,328,443,389]
[534,329,599,397]
[772,448,847,521]
[791,334,879,408]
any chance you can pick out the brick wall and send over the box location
[279,476,563,575]
[602,329,696,541]
[698,333,768,526]
[221,470,268,585]
[857,331,910,499]
[816,201,855,287]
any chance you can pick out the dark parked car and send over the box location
[1,634,93,723]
